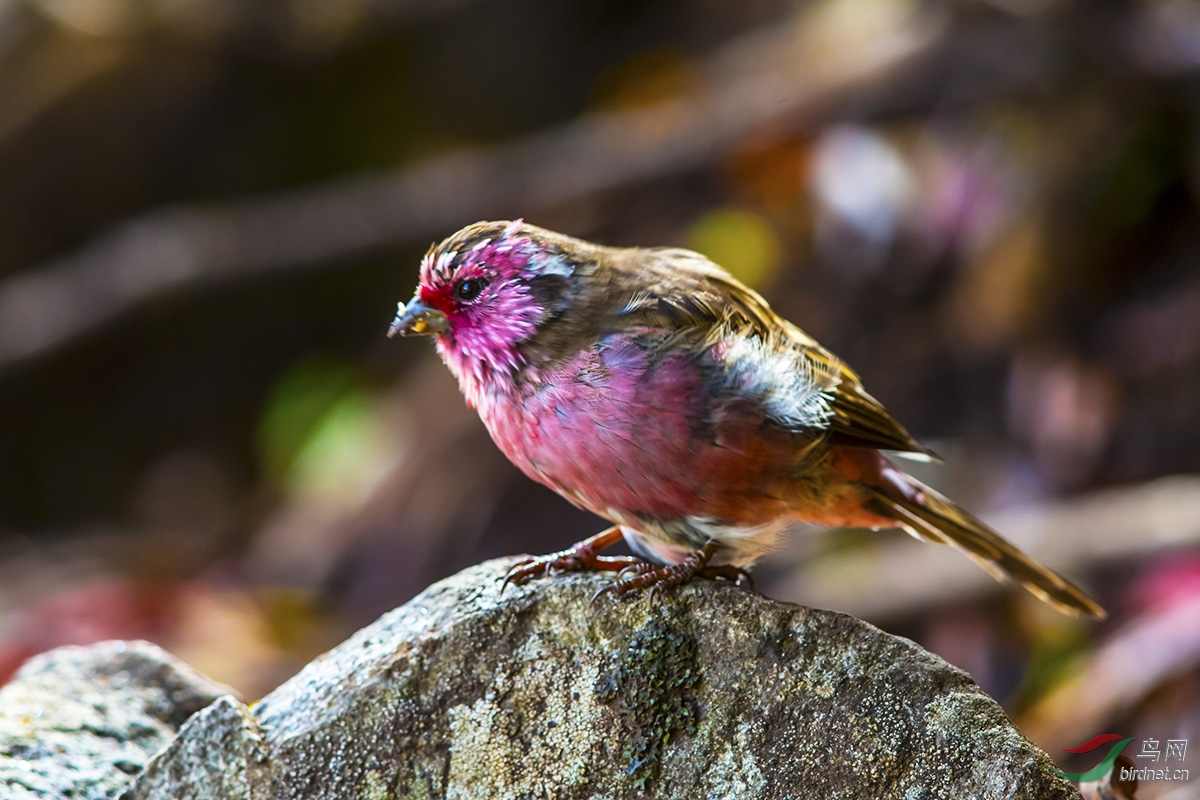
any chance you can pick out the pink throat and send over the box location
[435,334,526,409]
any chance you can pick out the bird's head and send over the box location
[389,220,578,401]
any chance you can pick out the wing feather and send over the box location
[609,247,936,458]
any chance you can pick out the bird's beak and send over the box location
[388,297,448,337]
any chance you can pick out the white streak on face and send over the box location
[426,249,457,281]
[721,335,833,429]
[530,254,574,278]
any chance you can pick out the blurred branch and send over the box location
[768,476,1200,621]
[0,0,500,151]
[0,8,950,371]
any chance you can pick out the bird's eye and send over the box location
[454,278,486,302]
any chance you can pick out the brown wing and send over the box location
[821,363,938,457]
[609,246,937,459]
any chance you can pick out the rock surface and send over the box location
[0,640,234,799]
[122,695,272,800]
[5,559,1084,799]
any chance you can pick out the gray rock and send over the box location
[248,557,1080,799]
[5,560,1085,799]
[122,696,271,800]
[0,640,233,799]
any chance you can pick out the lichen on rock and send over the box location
[593,615,701,791]
[247,558,1080,799]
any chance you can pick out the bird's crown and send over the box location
[418,219,575,292]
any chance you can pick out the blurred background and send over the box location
[0,0,1198,794]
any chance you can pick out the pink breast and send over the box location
[479,337,796,527]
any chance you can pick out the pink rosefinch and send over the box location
[389,220,1104,618]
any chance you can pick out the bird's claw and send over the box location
[589,583,614,605]
[589,562,654,604]
[589,541,754,602]
[501,552,576,593]
[505,539,751,602]
[500,559,535,594]
[501,544,643,594]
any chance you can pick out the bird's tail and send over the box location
[868,462,1106,619]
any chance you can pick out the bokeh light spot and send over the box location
[686,209,781,288]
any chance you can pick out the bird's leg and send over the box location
[594,541,744,602]
[502,526,643,591]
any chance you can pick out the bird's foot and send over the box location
[502,527,641,592]
[592,541,750,602]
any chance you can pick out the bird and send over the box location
[388,219,1105,619]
